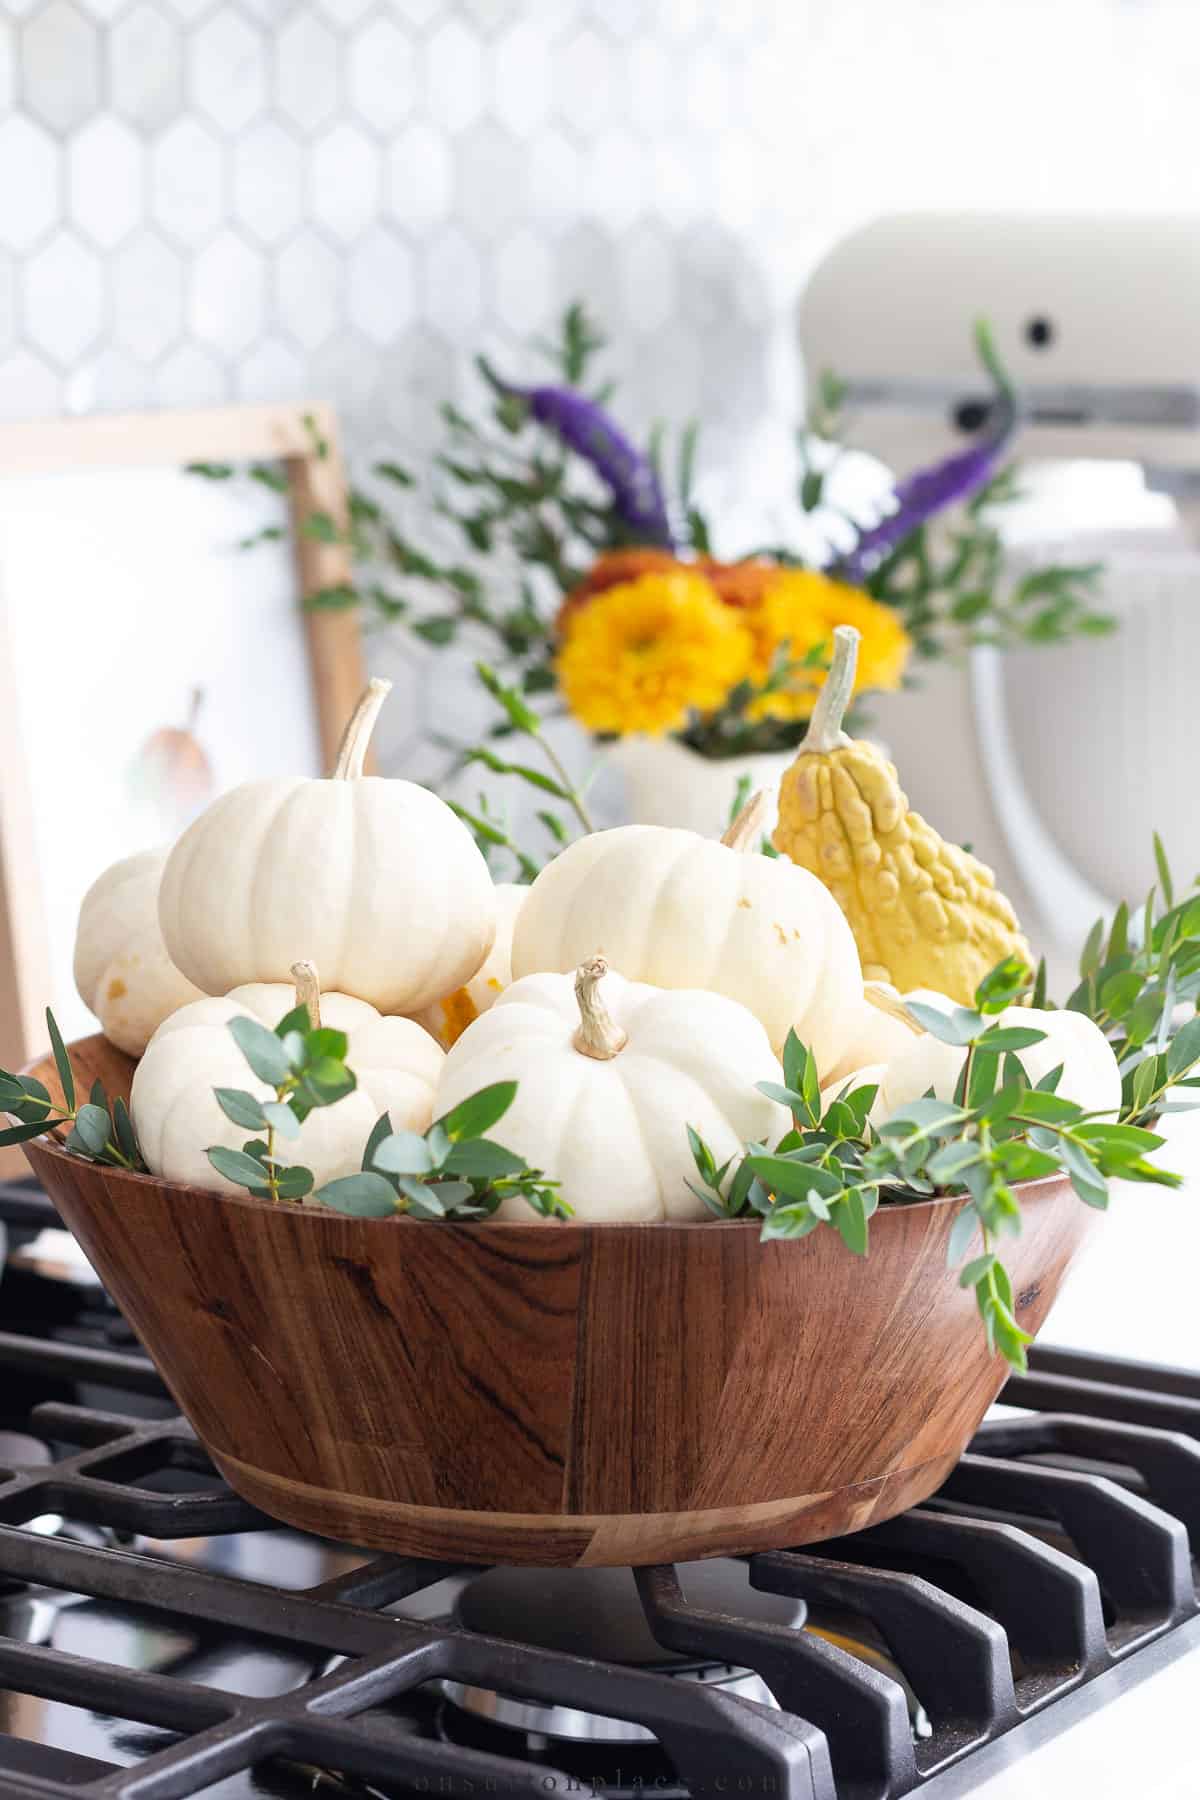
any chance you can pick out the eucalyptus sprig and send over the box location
[205,980,567,1222]
[688,945,1188,1373]
[0,1008,145,1169]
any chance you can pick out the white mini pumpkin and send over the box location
[510,793,862,1075]
[74,850,205,1057]
[417,883,526,1049]
[158,679,496,1015]
[437,957,788,1222]
[829,1000,1122,1123]
[132,962,444,1193]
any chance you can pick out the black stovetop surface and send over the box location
[0,1177,1198,1800]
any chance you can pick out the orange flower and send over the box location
[557,548,680,633]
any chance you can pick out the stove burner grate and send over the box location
[0,1308,1196,1799]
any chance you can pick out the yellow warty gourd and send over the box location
[773,625,1031,1005]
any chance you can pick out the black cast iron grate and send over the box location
[0,1275,1197,1798]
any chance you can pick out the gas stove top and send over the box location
[0,1179,1197,1800]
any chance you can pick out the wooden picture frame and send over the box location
[0,402,366,1093]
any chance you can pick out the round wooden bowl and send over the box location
[19,1034,1096,1568]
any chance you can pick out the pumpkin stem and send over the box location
[291,959,322,1030]
[332,678,391,780]
[721,789,771,854]
[573,955,628,1060]
[864,981,925,1037]
[804,625,859,753]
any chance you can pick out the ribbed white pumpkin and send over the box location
[828,1001,1122,1123]
[436,958,789,1222]
[74,850,205,1056]
[417,882,526,1049]
[158,680,496,1015]
[510,794,862,1074]
[131,964,444,1193]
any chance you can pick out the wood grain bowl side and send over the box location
[18,1036,1098,1566]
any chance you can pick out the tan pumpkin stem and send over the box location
[573,956,627,1060]
[291,960,322,1030]
[720,789,771,853]
[803,625,859,754]
[332,677,392,780]
[864,980,926,1037]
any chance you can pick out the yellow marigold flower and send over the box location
[741,570,911,721]
[557,569,750,736]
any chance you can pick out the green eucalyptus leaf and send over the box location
[73,1103,110,1156]
[262,1099,302,1140]
[372,1131,436,1176]
[903,1002,983,1046]
[207,1146,273,1191]
[46,1010,75,1112]
[214,1088,269,1131]
[316,1172,399,1216]
[228,1017,292,1086]
[274,1005,311,1039]
[834,1188,868,1254]
[273,1165,314,1200]
[0,1118,56,1148]
[436,1081,518,1142]
[112,1096,141,1167]
[1167,1014,1200,1081]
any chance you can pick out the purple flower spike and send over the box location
[838,321,1017,585]
[483,363,675,549]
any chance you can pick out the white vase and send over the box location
[608,735,794,836]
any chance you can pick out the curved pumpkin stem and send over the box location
[332,678,391,780]
[803,625,858,754]
[573,956,627,1060]
[290,960,322,1030]
[720,789,771,854]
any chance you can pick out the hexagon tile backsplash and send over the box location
[2,0,1191,463]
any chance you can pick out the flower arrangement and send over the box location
[197,305,1109,778]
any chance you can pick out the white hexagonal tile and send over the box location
[236,337,308,402]
[347,226,415,347]
[20,1,100,133]
[0,254,15,354]
[460,0,518,34]
[67,349,153,413]
[526,127,581,235]
[683,41,731,125]
[231,120,304,248]
[424,18,484,134]
[618,221,678,335]
[554,222,622,334]
[347,15,416,133]
[190,8,268,134]
[276,228,343,350]
[275,12,340,133]
[190,229,268,355]
[110,3,183,131]
[651,134,711,226]
[308,329,386,431]
[238,0,298,21]
[490,16,552,138]
[313,0,375,23]
[0,118,60,252]
[387,122,453,237]
[493,228,554,335]
[380,320,455,438]
[149,118,225,247]
[311,123,381,244]
[161,0,213,17]
[68,117,143,249]
[583,128,646,231]
[0,23,13,112]
[659,0,707,41]
[587,0,642,35]
[112,231,185,360]
[23,230,105,366]
[420,227,482,340]
[554,28,617,137]
[76,0,136,18]
[0,348,60,421]
[154,343,229,408]
[626,36,679,131]
[452,121,527,246]
[382,0,440,28]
